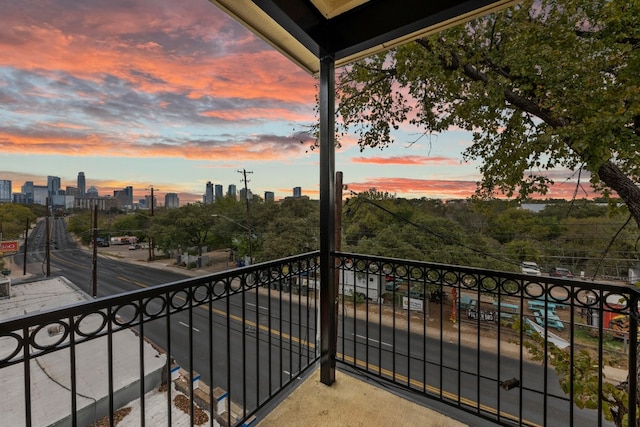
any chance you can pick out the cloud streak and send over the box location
[351,156,461,166]
[345,177,600,200]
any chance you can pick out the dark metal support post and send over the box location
[92,204,98,297]
[629,294,637,425]
[45,199,50,277]
[23,218,28,276]
[319,54,336,385]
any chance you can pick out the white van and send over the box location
[521,261,541,276]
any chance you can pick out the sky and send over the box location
[0,0,594,205]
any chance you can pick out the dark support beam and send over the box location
[319,54,336,385]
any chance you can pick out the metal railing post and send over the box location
[319,54,336,385]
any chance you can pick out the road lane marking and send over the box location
[179,321,200,332]
[354,333,393,348]
[246,302,269,311]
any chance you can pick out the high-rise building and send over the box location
[145,194,157,210]
[165,193,179,209]
[204,181,214,204]
[293,187,302,198]
[33,186,49,205]
[21,181,34,196]
[114,186,134,209]
[47,176,61,197]
[77,172,86,197]
[239,188,253,201]
[264,191,274,202]
[214,184,223,201]
[228,184,237,199]
[0,180,11,202]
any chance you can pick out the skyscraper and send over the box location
[264,191,274,202]
[77,172,86,197]
[0,180,11,202]
[214,184,223,201]
[47,176,61,197]
[239,188,253,201]
[228,184,237,199]
[204,181,214,204]
[165,193,179,208]
[293,187,302,198]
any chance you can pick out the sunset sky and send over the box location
[0,0,592,205]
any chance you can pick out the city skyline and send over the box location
[4,172,306,207]
[0,1,597,205]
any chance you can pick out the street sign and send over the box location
[0,241,19,252]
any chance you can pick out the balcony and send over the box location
[1,251,637,426]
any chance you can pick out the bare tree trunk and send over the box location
[598,162,640,229]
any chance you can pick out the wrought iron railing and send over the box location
[334,252,639,427]
[0,253,320,427]
[3,250,639,426]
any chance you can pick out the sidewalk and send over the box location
[97,244,233,276]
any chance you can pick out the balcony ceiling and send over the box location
[209,0,519,75]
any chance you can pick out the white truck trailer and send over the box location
[339,269,382,301]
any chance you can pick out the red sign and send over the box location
[0,241,19,252]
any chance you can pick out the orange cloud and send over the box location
[344,177,601,200]
[0,130,308,162]
[1,6,316,105]
[351,156,460,166]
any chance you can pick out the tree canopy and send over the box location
[332,0,640,227]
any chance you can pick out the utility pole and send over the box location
[146,186,157,261]
[237,169,254,265]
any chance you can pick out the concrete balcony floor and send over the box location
[257,369,468,427]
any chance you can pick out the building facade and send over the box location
[77,172,86,197]
[74,197,119,211]
[228,184,237,199]
[47,176,61,197]
[215,184,223,201]
[165,193,179,208]
[0,180,11,202]
[204,181,214,204]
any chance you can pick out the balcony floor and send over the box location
[257,368,468,427]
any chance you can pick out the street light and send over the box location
[212,214,253,266]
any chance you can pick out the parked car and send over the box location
[550,267,573,278]
[521,261,541,276]
[385,281,400,291]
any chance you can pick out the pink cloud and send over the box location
[344,177,602,200]
[351,156,460,166]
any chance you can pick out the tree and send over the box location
[258,198,319,261]
[329,0,640,423]
[150,203,216,256]
[333,0,640,228]
[0,204,37,240]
